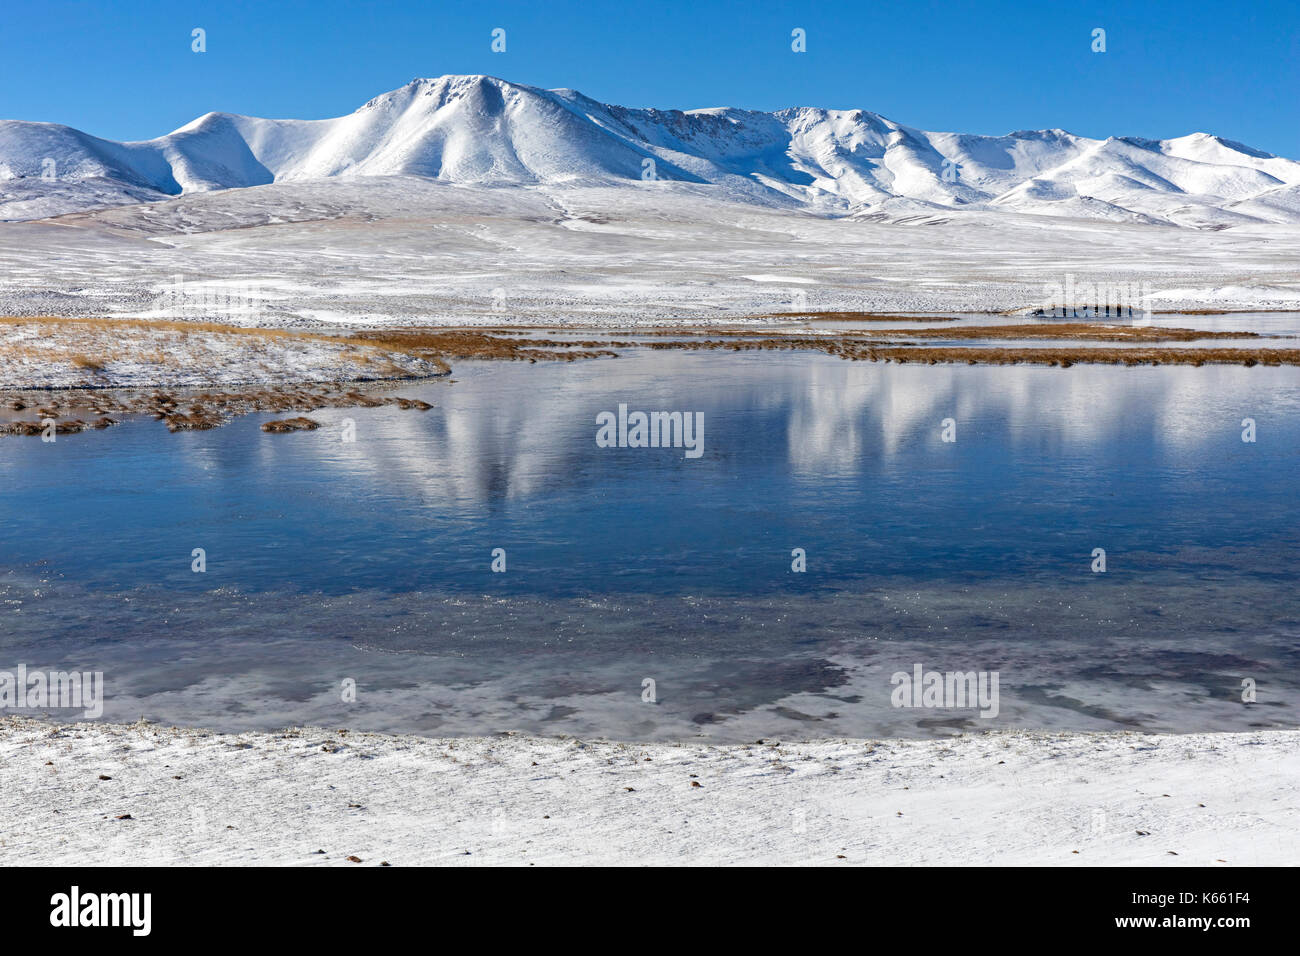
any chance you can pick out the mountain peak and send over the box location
[363,74,524,104]
[2,76,1297,227]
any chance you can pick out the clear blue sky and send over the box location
[2,0,1297,156]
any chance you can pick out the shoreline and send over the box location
[3,315,1299,423]
[2,716,1295,865]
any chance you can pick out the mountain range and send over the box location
[2,73,1299,227]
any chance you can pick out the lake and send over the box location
[2,347,1297,739]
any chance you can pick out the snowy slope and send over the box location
[2,74,1299,226]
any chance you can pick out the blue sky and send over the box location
[3,0,1297,156]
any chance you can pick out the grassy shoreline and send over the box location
[3,314,1298,437]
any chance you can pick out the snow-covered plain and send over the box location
[2,179,1300,325]
[0,716,1293,866]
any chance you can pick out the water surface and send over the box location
[1,349,1297,739]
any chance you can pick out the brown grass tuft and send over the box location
[260,416,321,433]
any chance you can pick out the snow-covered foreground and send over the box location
[1,717,1293,865]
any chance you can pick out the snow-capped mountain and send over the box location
[2,74,1298,226]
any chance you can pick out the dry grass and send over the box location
[629,323,1264,342]
[0,385,435,438]
[639,336,1300,366]
[0,417,118,436]
[864,345,1300,367]
[1151,308,1300,315]
[260,416,321,433]
[68,354,107,371]
[345,328,618,363]
[862,323,1260,342]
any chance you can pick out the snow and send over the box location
[3,74,1299,226]
[1,76,1297,322]
[1,716,1293,865]
[1146,285,1300,307]
[1,177,1298,324]
[0,319,443,389]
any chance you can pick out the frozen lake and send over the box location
[2,349,1298,739]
